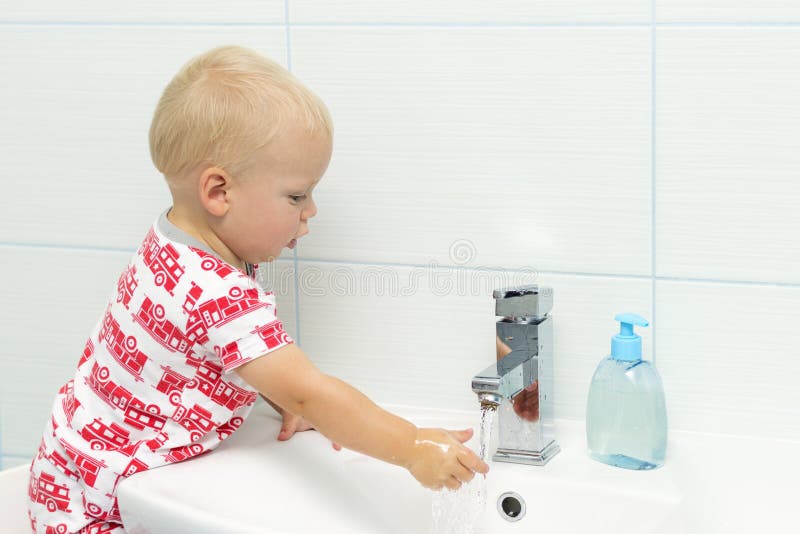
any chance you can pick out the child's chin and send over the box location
[255,253,280,263]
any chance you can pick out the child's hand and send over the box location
[405,428,489,490]
[278,409,342,451]
[261,394,341,450]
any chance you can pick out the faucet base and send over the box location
[493,440,560,466]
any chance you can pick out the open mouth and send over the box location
[287,239,297,249]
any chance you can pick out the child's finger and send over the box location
[277,420,296,441]
[453,462,475,484]
[458,447,490,474]
[443,476,461,491]
[449,428,474,443]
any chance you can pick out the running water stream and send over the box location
[431,404,497,534]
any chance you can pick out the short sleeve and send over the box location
[187,279,294,374]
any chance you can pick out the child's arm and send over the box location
[236,344,489,490]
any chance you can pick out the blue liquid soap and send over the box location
[586,314,667,470]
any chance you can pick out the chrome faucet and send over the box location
[472,285,559,465]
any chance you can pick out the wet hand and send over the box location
[405,428,489,491]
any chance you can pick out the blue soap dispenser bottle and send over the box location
[586,313,667,470]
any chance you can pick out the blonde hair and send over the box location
[149,45,333,181]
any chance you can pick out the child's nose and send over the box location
[302,198,317,220]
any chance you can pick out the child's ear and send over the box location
[198,167,231,217]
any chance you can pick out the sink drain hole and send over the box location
[497,492,526,522]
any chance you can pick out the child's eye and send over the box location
[289,195,306,202]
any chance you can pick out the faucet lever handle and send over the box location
[494,285,553,319]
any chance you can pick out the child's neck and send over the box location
[166,206,245,271]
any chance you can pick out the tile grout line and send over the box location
[3,241,799,290]
[285,0,302,347]
[0,242,137,254]
[2,21,800,28]
[1,454,33,469]
[651,0,658,365]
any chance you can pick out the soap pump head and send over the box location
[611,313,649,361]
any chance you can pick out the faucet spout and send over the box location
[471,349,537,401]
[477,391,502,409]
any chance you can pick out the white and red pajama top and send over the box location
[28,210,293,531]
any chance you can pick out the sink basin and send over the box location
[117,401,797,534]
[345,445,682,534]
[341,411,681,534]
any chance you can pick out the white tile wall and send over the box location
[3,1,800,467]
[0,455,31,470]
[3,1,285,23]
[290,0,650,24]
[657,280,800,440]
[0,25,288,252]
[657,1,800,23]
[291,27,652,275]
[656,28,800,284]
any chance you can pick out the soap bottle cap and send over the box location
[611,313,649,361]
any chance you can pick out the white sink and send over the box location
[341,411,681,534]
[117,401,797,534]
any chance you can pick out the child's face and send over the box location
[224,127,332,264]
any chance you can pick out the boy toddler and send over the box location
[26,45,488,533]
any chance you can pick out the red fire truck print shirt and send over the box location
[27,213,293,533]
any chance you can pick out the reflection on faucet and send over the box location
[472,286,560,466]
[512,381,540,422]
[497,335,539,423]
